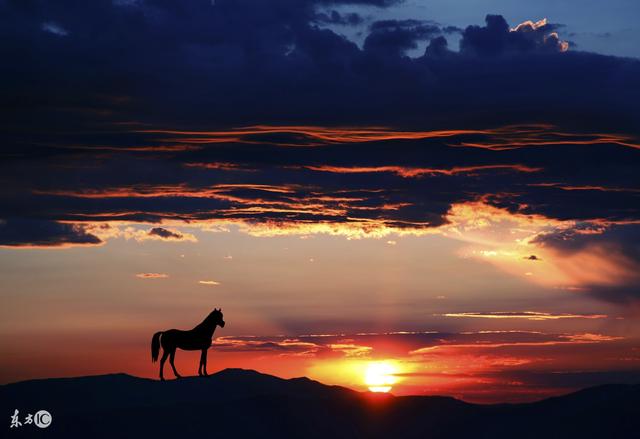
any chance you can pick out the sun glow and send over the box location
[365,361,398,393]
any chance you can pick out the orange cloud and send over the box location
[205,330,636,403]
[457,131,640,150]
[135,125,493,145]
[135,273,168,279]
[134,124,640,150]
[304,164,541,178]
[510,18,548,32]
[326,343,373,357]
[33,183,298,199]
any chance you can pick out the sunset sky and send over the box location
[1,0,639,404]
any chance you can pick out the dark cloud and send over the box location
[460,15,568,56]
[364,19,441,55]
[533,223,640,256]
[148,227,184,240]
[319,0,403,5]
[0,219,102,247]
[480,369,640,390]
[1,126,639,266]
[425,35,450,57]
[315,10,364,26]
[533,223,640,302]
[442,25,463,34]
[1,1,639,300]
[1,1,637,133]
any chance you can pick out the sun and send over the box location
[364,361,398,393]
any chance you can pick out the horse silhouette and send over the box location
[151,308,225,380]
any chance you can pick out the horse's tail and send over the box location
[151,331,163,363]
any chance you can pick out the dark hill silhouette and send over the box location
[1,369,638,438]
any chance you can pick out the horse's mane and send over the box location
[193,310,220,332]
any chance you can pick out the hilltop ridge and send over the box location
[1,369,639,438]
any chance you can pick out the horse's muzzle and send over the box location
[220,320,226,328]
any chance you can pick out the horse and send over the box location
[151,308,225,380]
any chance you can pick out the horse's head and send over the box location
[211,308,225,328]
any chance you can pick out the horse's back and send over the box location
[161,328,209,350]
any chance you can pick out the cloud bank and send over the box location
[1,1,639,301]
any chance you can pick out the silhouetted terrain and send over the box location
[2,369,639,438]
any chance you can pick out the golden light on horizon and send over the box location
[365,361,398,393]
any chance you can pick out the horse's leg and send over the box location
[202,348,209,377]
[169,349,181,379]
[198,350,205,376]
[159,350,169,381]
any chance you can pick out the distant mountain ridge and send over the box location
[1,369,639,438]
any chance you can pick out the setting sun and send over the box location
[365,361,398,393]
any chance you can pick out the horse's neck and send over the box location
[193,317,216,337]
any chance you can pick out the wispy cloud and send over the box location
[198,280,221,286]
[41,22,68,36]
[409,333,623,355]
[303,164,541,178]
[135,273,169,279]
[215,330,624,359]
[440,311,608,321]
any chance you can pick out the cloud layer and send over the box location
[2,1,638,132]
[1,1,639,301]
[213,329,638,402]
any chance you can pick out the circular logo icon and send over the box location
[34,410,52,429]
